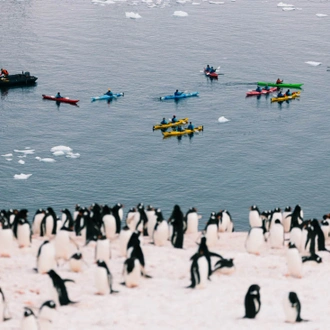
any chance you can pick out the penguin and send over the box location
[122,257,141,288]
[282,206,292,233]
[95,235,111,261]
[84,208,102,246]
[47,270,76,306]
[269,219,284,249]
[73,204,80,223]
[321,219,330,241]
[187,248,209,289]
[36,240,57,274]
[95,260,118,294]
[0,287,11,322]
[69,252,85,273]
[102,205,117,240]
[184,207,199,234]
[21,307,38,330]
[40,207,57,237]
[290,221,306,253]
[245,221,266,255]
[146,205,157,238]
[12,209,29,239]
[260,210,272,232]
[244,284,261,319]
[74,207,85,236]
[153,209,169,247]
[32,209,45,236]
[0,216,14,257]
[125,207,139,232]
[286,242,302,278]
[310,218,329,253]
[168,205,184,249]
[54,224,75,261]
[7,209,18,228]
[217,209,234,232]
[136,203,148,236]
[39,300,56,330]
[269,207,282,228]
[212,258,235,275]
[302,253,322,264]
[16,217,32,248]
[249,205,262,228]
[118,225,132,257]
[112,203,124,234]
[204,213,219,248]
[60,208,74,230]
[289,205,304,230]
[283,292,306,323]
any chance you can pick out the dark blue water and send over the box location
[1,0,330,230]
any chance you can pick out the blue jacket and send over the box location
[187,124,194,130]
[161,119,168,124]
[172,117,178,123]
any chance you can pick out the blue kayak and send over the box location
[91,92,124,102]
[160,92,199,101]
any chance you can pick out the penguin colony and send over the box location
[1,203,329,328]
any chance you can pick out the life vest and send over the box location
[1,69,9,75]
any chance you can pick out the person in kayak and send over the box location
[255,86,262,92]
[0,68,9,77]
[187,122,194,130]
[285,89,292,96]
[205,65,211,72]
[172,115,178,123]
[276,78,283,84]
[264,85,270,91]
[105,89,113,96]
[174,90,183,96]
[210,66,216,73]
[55,92,62,98]
[277,90,284,97]
[161,118,168,125]
[177,126,183,132]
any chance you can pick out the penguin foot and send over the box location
[144,274,152,279]
[0,253,11,258]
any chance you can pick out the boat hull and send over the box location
[246,87,277,96]
[204,69,218,79]
[153,118,189,130]
[42,94,79,104]
[0,72,37,88]
[162,126,204,137]
[160,92,199,101]
[91,92,124,102]
[257,82,303,88]
[271,92,300,103]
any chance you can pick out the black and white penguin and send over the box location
[286,242,302,278]
[102,205,117,240]
[60,208,74,230]
[118,225,132,257]
[249,205,262,228]
[321,219,330,241]
[136,203,148,236]
[245,221,266,255]
[74,207,85,236]
[212,258,235,275]
[36,241,57,274]
[283,206,292,233]
[269,219,284,249]
[54,224,75,261]
[39,300,56,330]
[69,252,84,273]
[244,284,261,319]
[95,235,111,261]
[16,217,32,248]
[125,207,139,232]
[187,248,210,289]
[95,260,118,294]
[269,207,282,228]
[283,292,306,323]
[47,270,76,306]
[0,216,14,257]
[12,208,29,239]
[146,205,156,238]
[289,205,304,230]
[21,307,38,330]
[204,213,219,248]
[112,203,124,234]
[0,287,10,322]
[302,253,322,264]
[153,209,169,247]
[7,209,18,228]
[168,205,185,249]
[122,257,141,288]
[217,209,234,232]
[32,208,46,236]
[184,207,199,234]
[40,207,57,237]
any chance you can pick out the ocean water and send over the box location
[1,0,330,230]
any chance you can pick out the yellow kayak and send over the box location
[153,117,188,130]
[271,92,300,103]
[162,126,204,138]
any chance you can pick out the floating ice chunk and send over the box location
[14,173,32,180]
[316,14,328,17]
[14,149,35,155]
[176,0,187,3]
[50,146,72,153]
[209,1,225,4]
[35,157,56,163]
[66,153,81,159]
[277,2,294,7]
[305,61,322,66]
[218,116,230,123]
[18,160,25,164]
[125,12,141,19]
[6,159,12,161]
[282,7,295,11]
[1,153,13,157]
[173,11,188,16]
[52,151,65,156]
[192,2,201,4]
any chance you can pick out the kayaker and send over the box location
[104,89,113,96]
[277,90,284,97]
[172,115,178,123]
[205,65,211,72]
[255,86,262,92]
[161,118,168,125]
[276,78,283,84]
[174,90,183,96]
[285,89,292,96]
[187,122,194,130]
[264,85,270,91]
[0,68,9,77]
[55,92,62,98]
[210,66,216,73]
[177,126,183,132]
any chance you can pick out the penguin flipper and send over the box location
[144,274,152,279]
[110,289,119,294]
[64,279,75,283]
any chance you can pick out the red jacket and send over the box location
[1,69,9,76]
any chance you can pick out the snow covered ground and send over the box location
[1,230,329,329]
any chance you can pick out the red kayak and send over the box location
[42,94,79,104]
[246,87,277,97]
[204,69,218,79]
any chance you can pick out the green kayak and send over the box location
[257,82,303,88]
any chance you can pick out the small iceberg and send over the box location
[66,153,81,159]
[14,149,35,155]
[35,157,56,163]
[125,12,141,19]
[305,61,322,66]
[192,2,201,4]
[52,151,66,156]
[14,173,32,180]
[1,153,13,157]
[18,160,25,164]
[173,11,188,17]
[209,1,225,4]
[218,116,230,123]
[50,146,72,153]
[316,14,328,18]
[282,7,295,11]
[277,2,294,7]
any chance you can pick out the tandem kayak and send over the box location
[257,82,303,88]
[42,94,79,104]
[160,92,199,101]
[204,69,218,79]
[91,92,124,102]
[162,126,204,138]
[153,117,189,131]
[0,72,37,88]
[246,87,277,96]
[271,91,300,103]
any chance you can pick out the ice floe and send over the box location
[209,1,225,4]
[35,157,56,163]
[277,2,294,7]
[305,61,322,66]
[218,116,230,123]
[173,11,188,17]
[66,153,81,159]
[14,149,35,155]
[18,160,25,165]
[316,14,328,18]
[282,7,295,11]
[1,153,13,157]
[50,146,73,153]
[14,173,32,180]
[125,12,141,19]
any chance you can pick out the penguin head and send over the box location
[288,242,297,249]
[288,292,299,304]
[71,252,82,260]
[274,219,281,225]
[23,307,35,317]
[247,284,260,295]
[40,300,56,310]
[284,206,292,212]
[250,205,259,212]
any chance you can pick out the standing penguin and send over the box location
[122,257,141,288]
[146,205,157,238]
[244,284,261,319]
[95,260,118,294]
[136,203,148,236]
[245,221,266,255]
[321,219,330,241]
[187,247,210,289]
[269,219,284,249]
[0,287,10,322]
[95,235,111,261]
[249,205,262,228]
[39,300,57,330]
[47,270,76,306]
[36,241,57,274]
[102,205,116,240]
[289,205,304,230]
[153,209,169,247]
[54,225,75,261]
[118,225,132,257]
[21,307,38,330]
[184,207,199,234]
[32,208,45,236]
[204,212,219,248]
[217,209,234,232]
[69,252,85,273]
[40,207,57,237]
[282,206,292,233]
[16,217,32,248]
[125,207,138,231]
[286,242,302,278]
[168,205,184,249]
[269,207,282,228]
[112,203,124,234]
[283,292,306,323]
[0,216,14,257]
[60,208,74,230]
[12,209,29,239]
